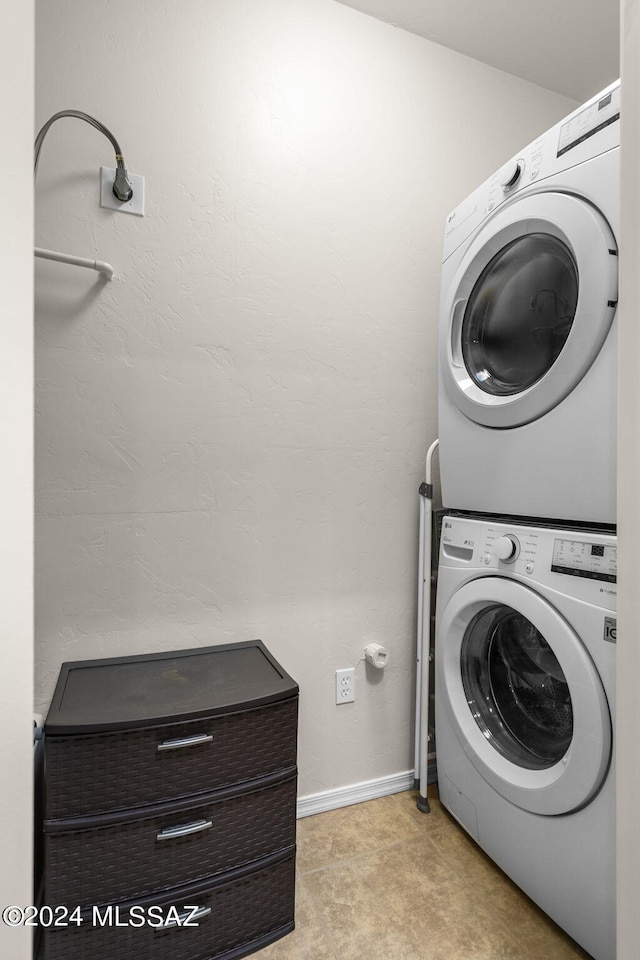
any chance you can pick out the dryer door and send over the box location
[437,576,611,815]
[441,191,617,428]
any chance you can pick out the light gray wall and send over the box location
[617,1,640,953]
[34,0,575,797]
[0,1,34,955]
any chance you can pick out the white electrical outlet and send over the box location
[100,166,145,216]
[336,668,355,704]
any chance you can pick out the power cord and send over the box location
[34,109,133,201]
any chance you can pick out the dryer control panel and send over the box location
[557,85,620,158]
[442,79,620,263]
[440,515,617,608]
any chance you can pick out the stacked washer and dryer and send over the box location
[433,83,619,960]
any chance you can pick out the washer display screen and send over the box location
[551,539,617,582]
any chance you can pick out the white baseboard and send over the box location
[296,769,416,819]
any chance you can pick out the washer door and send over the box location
[441,192,617,428]
[437,577,611,815]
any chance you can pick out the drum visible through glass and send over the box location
[461,233,578,397]
[461,603,573,769]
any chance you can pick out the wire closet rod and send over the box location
[34,246,114,280]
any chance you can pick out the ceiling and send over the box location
[335,0,619,102]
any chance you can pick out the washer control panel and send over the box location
[442,519,539,575]
[551,538,617,583]
[440,516,617,605]
[481,526,537,574]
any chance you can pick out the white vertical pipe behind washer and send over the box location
[415,438,439,813]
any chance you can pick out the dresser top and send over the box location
[45,640,298,734]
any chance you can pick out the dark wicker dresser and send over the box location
[37,640,298,960]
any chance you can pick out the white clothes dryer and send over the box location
[435,513,616,960]
[438,82,619,525]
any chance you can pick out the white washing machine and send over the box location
[435,513,616,960]
[438,82,619,525]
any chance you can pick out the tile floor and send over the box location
[255,785,592,960]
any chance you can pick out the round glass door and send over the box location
[437,577,611,815]
[461,603,573,769]
[462,234,578,397]
[440,192,617,428]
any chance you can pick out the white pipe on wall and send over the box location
[34,246,114,279]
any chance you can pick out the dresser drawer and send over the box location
[45,697,298,818]
[44,770,297,907]
[38,849,296,960]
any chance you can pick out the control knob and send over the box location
[494,535,520,563]
[497,159,522,190]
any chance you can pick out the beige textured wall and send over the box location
[34,0,575,797]
[0,0,34,954]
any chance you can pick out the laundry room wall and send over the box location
[1,1,34,955]
[34,0,576,799]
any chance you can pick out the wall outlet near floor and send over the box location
[336,667,355,704]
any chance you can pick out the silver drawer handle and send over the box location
[156,819,212,841]
[160,905,212,929]
[157,733,213,752]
